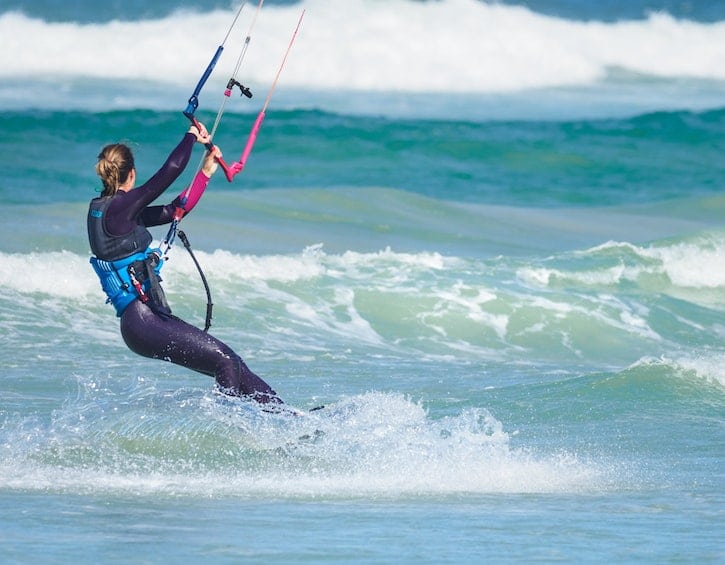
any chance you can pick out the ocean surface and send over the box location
[1,0,723,563]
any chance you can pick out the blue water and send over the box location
[0,1,723,563]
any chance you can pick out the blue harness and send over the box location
[90,247,164,316]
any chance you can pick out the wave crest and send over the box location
[2,0,725,94]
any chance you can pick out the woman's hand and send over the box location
[202,145,222,178]
[188,122,212,145]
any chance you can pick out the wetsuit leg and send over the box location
[119,300,282,404]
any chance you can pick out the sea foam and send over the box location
[2,0,725,94]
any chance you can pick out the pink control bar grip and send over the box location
[223,110,266,182]
[218,156,236,182]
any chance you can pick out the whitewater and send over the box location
[2,0,725,119]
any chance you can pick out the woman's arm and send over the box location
[104,125,213,235]
[104,133,196,235]
[141,146,221,227]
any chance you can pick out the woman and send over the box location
[87,123,283,405]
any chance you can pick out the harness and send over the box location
[90,248,170,317]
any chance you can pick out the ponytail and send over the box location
[95,144,135,197]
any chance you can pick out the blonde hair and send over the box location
[95,143,135,197]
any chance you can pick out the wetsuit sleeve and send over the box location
[140,168,211,227]
[179,169,212,213]
[104,133,196,235]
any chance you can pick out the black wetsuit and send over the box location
[88,133,282,404]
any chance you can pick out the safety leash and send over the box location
[178,230,214,332]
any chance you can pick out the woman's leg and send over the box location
[119,300,282,404]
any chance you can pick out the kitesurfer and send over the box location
[87,123,283,405]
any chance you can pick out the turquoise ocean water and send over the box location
[0,0,723,562]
